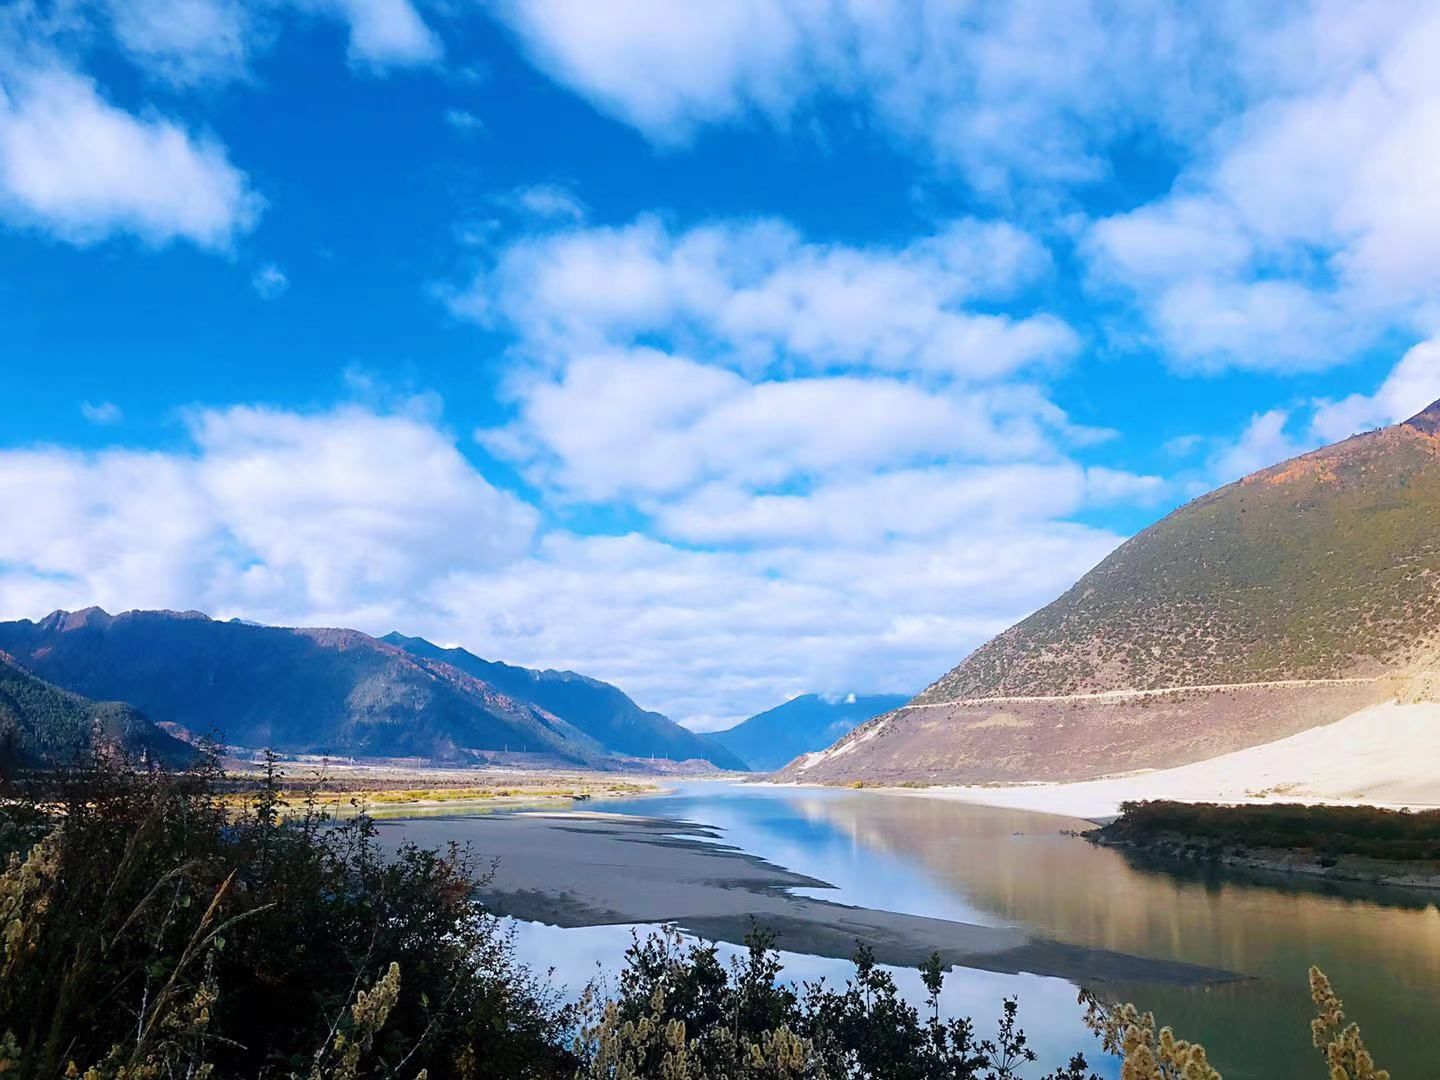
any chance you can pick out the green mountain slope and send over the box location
[381,633,747,770]
[782,400,1440,785]
[0,651,192,767]
[922,399,1440,704]
[710,693,909,772]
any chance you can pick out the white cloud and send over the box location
[490,1,1249,196]
[454,215,1074,379]
[0,64,261,249]
[80,400,122,425]
[443,201,1137,723]
[0,405,536,627]
[324,0,441,67]
[493,0,811,142]
[95,0,441,78]
[425,523,1123,728]
[511,183,585,222]
[654,463,1162,547]
[103,0,252,85]
[444,108,484,133]
[1311,338,1440,442]
[1085,7,1440,373]
[482,349,1088,502]
[251,263,288,298]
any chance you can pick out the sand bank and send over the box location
[383,810,1238,987]
[803,701,1440,820]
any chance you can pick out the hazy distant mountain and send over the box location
[711,693,909,772]
[0,650,192,768]
[784,399,1440,785]
[0,609,608,765]
[381,633,747,771]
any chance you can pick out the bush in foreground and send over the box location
[0,760,1390,1079]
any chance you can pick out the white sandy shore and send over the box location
[773,701,1440,820]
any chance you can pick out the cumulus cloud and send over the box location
[103,0,252,85]
[440,201,1136,722]
[323,0,442,67]
[1085,7,1440,373]
[653,464,1162,547]
[487,3,1440,374]
[451,215,1074,378]
[490,0,1248,196]
[510,183,585,222]
[482,349,1092,502]
[0,64,261,249]
[0,405,537,628]
[82,0,440,82]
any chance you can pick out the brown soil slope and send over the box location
[782,401,1440,784]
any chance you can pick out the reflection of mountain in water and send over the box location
[788,791,1440,1080]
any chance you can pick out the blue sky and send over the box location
[4,1,1440,730]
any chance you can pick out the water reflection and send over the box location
[386,783,1440,1078]
[770,790,1440,1078]
[503,919,1105,1073]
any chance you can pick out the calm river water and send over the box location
[381,783,1440,1078]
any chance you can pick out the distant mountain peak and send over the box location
[37,607,113,631]
[711,691,909,772]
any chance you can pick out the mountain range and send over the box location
[710,692,909,772]
[380,632,747,769]
[0,609,742,770]
[782,399,1440,784]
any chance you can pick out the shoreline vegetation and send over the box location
[1088,800,1440,891]
[0,759,1393,1079]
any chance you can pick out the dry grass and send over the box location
[215,767,658,813]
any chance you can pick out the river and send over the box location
[377,782,1440,1077]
